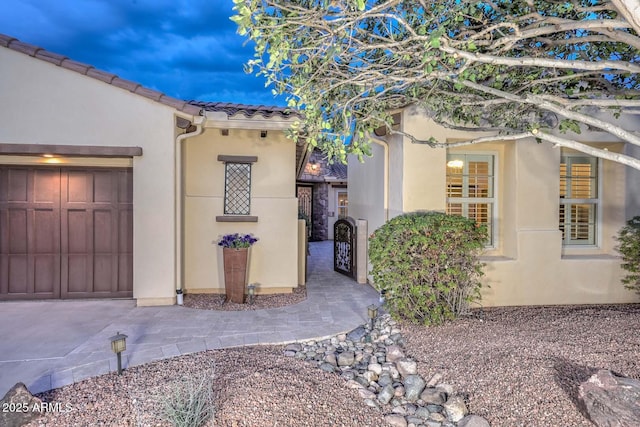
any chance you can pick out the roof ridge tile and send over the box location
[60,59,93,75]
[35,50,68,66]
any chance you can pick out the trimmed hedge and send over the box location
[369,211,487,325]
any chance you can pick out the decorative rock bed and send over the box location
[284,314,490,427]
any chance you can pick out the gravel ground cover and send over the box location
[24,303,640,427]
[401,304,640,427]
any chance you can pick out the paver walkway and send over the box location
[0,241,379,396]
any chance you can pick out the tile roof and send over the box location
[187,101,300,119]
[329,162,348,180]
[0,33,304,122]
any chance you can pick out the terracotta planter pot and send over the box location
[223,247,249,303]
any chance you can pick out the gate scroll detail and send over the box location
[334,217,356,279]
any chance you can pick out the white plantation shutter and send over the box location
[446,154,495,246]
[559,155,598,245]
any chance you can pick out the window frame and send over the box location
[223,162,252,215]
[446,152,497,248]
[559,153,601,247]
[337,190,348,219]
[216,155,258,222]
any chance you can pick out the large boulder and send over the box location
[579,369,640,427]
[0,382,43,427]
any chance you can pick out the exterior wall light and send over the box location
[109,332,128,375]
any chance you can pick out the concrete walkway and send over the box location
[0,241,380,397]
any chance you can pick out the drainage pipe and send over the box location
[174,115,205,302]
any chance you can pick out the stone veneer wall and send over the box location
[312,183,329,241]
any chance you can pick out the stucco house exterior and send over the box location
[0,34,302,305]
[297,148,348,241]
[349,105,640,307]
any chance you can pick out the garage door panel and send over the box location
[7,169,28,202]
[93,171,114,204]
[119,209,132,252]
[1,166,132,300]
[118,170,133,203]
[94,210,113,253]
[119,254,133,292]
[8,209,28,253]
[66,210,88,253]
[66,170,90,204]
[66,254,89,293]
[34,255,58,295]
[33,169,59,203]
[94,254,113,292]
[8,256,28,293]
[34,209,57,253]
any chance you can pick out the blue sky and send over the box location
[0,0,285,106]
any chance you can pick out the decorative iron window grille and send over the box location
[224,162,252,215]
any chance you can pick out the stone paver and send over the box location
[0,241,379,396]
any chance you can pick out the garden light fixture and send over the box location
[368,304,378,329]
[247,283,256,305]
[109,332,127,375]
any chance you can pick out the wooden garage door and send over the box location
[0,167,133,300]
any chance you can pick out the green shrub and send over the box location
[616,216,640,294]
[369,211,487,325]
[159,375,214,427]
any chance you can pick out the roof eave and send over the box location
[202,110,296,130]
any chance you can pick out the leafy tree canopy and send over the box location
[232,0,640,168]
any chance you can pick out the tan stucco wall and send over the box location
[480,140,635,306]
[350,105,640,306]
[182,129,298,294]
[0,47,180,306]
[348,142,387,233]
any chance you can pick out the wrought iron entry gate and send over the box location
[296,185,312,238]
[334,217,356,278]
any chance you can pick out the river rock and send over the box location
[458,414,491,427]
[378,384,395,404]
[384,414,408,427]
[444,395,469,422]
[319,362,335,373]
[404,375,427,402]
[396,358,418,378]
[420,387,447,405]
[347,325,367,342]
[337,351,355,366]
[386,345,405,362]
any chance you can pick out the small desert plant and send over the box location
[616,216,640,294]
[158,375,214,427]
[369,211,487,325]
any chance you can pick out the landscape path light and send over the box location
[247,283,256,305]
[367,304,378,329]
[109,332,128,375]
